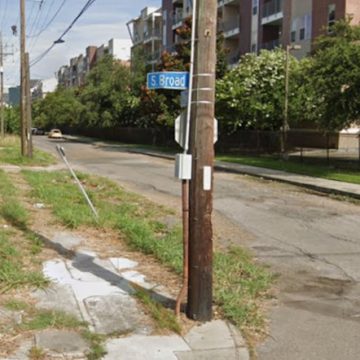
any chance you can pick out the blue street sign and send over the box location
[147,72,189,90]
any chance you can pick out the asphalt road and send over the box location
[34,136,360,360]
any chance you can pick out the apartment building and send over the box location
[150,0,360,68]
[57,39,128,89]
[127,7,162,69]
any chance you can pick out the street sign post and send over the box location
[147,72,190,90]
[180,90,189,108]
[175,112,218,149]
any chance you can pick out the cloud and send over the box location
[3,0,162,86]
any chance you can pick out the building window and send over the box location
[252,0,258,16]
[299,28,305,40]
[328,4,336,32]
[291,30,296,42]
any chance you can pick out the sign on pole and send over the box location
[147,72,190,90]
[175,112,218,149]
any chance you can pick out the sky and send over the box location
[0,0,161,88]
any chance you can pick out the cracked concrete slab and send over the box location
[175,348,250,360]
[52,232,84,250]
[84,294,150,335]
[103,335,190,360]
[35,330,89,358]
[32,283,83,320]
[4,340,33,360]
[109,258,138,271]
[184,320,237,350]
[25,231,250,360]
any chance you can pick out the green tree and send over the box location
[32,87,83,130]
[306,20,360,130]
[216,49,300,133]
[80,54,136,128]
[5,106,20,134]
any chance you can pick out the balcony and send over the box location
[218,0,239,7]
[262,0,283,25]
[146,50,161,64]
[143,29,162,43]
[261,38,280,50]
[220,19,240,38]
[172,11,183,29]
[227,52,241,69]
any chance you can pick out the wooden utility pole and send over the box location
[187,0,217,321]
[0,32,4,138]
[0,34,15,138]
[25,53,32,157]
[20,0,29,156]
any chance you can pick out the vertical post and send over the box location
[0,32,5,138]
[187,0,217,322]
[25,52,32,157]
[20,0,28,156]
[358,134,360,168]
[282,45,290,158]
[0,32,4,138]
[151,14,155,72]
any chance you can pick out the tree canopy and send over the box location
[306,20,360,130]
[216,49,299,132]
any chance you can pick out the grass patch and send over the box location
[82,330,107,360]
[0,135,55,167]
[0,202,28,229]
[28,347,46,360]
[0,230,48,294]
[0,170,28,228]
[21,309,86,331]
[4,299,30,311]
[214,248,273,330]
[135,290,181,334]
[23,170,273,337]
[0,171,47,293]
[218,154,360,185]
[26,233,44,255]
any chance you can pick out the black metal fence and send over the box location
[67,126,360,165]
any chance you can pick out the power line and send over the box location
[27,1,45,40]
[28,0,57,53]
[30,0,97,67]
[0,0,9,33]
[28,0,65,39]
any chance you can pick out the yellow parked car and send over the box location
[48,129,62,139]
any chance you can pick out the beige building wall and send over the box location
[346,0,360,25]
[290,0,312,58]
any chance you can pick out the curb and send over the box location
[62,136,360,200]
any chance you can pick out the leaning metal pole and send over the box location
[56,145,99,221]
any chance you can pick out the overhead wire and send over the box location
[30,0,97,67]
[27,0,46,50]
[0,0,9,33]
[28,0,56,53]
[28,0,65,38]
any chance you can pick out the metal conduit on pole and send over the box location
[56,145,99,221]
[175,0,197,317]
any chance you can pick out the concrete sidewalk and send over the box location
[5,231,249,360]
[62,135,360,200]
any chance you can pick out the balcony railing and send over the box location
[262,0,282,18]
[173,11,183,25]
[146,50,161,63]
[223,20,240,33]
[261,38,280,50]
[143,29,162,41]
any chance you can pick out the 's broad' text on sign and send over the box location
[147,72,189,90]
